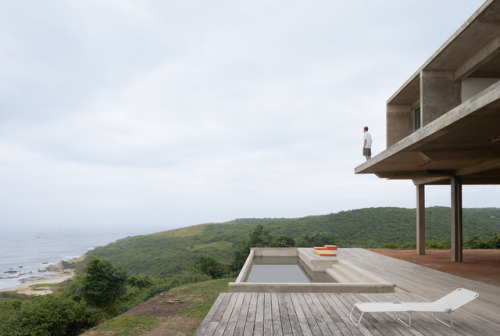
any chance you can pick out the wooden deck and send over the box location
[194,248,500,336]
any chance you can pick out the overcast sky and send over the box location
[1,0,497,233]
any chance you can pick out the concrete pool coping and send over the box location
[229,248,395,293]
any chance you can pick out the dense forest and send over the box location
[85,206,500,278]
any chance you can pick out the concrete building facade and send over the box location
[355,0,500,262]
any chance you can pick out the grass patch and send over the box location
[171,278,232,319]
[81,278,233,336]
[0,291,29,301]
[169,278,233,335]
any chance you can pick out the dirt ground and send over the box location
[369,249,500,287]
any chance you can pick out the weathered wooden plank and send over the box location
[305,293,334,324]
[301,293,334,336]
[324,293,373,336]
[199,322,218,336]
[269,293,284,336]
[264,293,273,324]
[233,321,247,336]
[284,292,303,336]
[305,293,354,336]
[273,322,284,336]
[222,321,237,336]
[194,293,226,336]
[295,293,323,336]
[246,293,258,323]
[290,293,308,325]
[253,322,264,336]
[264,322,273,335]
[315,292,343,324]
[277,293,293,336]
[228,293,245,323]
[243,322,255,336]
[270,293,280,323]
[332,322,356,336]
[211,293,234,322]
[237,293,252,323]
[298,322,314,336]
[253,293,265,336]
[213,293,239,336]
[223,294,246,336]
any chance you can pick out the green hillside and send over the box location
[85,207,500,278]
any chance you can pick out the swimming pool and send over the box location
[228,248,395,293]
[245,256,335,283]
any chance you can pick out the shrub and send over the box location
[230,242,250,272]
[426,239,451,249]
[2,295,96,336]
[248,224,273,247]
[380,243,399,249]
[78,258,128,310]
[190,254,228,279]
[272,236,296,247]
[402,242,417,249]
[295,232,337,247]
[464,235,487,249]
[128,274,156,289]
[487,233,500,249]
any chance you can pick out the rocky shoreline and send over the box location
[0,256,84,295]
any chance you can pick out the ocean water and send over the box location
[0,226,158,291]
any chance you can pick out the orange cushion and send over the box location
[314,250,337,257]
[314,245,338,250]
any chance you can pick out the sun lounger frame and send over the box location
[349,288,479,329]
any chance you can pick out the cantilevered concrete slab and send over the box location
[356,80,500,185]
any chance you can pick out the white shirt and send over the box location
[363,132,372,148]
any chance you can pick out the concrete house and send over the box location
[355,0,500,262]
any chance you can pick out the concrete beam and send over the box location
[421,150,500,160]
[454,34,500,80]
[456,159,500,176]
[375,171,452,179]
[412,176,451,185]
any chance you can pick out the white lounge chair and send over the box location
[350,288,479,329]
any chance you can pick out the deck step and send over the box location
[327,264,357,283]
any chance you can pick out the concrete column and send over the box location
[451,176,463,262]
[420,71,461,126]
[416,184,425,255]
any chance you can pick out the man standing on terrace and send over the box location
[363,126,372,160]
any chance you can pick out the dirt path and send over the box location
[369,249,500,287]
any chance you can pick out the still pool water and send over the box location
[245,256,334,283]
